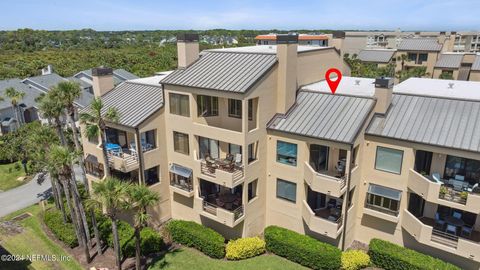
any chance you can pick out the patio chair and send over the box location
[226,154,234,162]
[467,183,479,193]
[446,224,458,235]
[461,225,473,238]
[435,212,445,228]
[235,153,242,165]
[452,211,462,219]
[432,173,442,183]
[216,198,225,207]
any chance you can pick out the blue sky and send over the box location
[1,0,479,31]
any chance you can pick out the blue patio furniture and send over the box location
[446,224,457,235]
[462,225,473,237]
[453,211,462,219]
[435,212,445,228]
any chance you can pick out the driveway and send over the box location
[0,165,83,218]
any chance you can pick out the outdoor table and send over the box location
[444,216,465,227]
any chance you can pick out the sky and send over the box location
[0,0,479,31]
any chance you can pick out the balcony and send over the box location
[198,159,244,188]
[408,169,480,213]
[302,200,343,238]
[363,203,400,223]
[170,178,194,197]
[107,151,139,173]
[304,162,346,197]
[402,209,480,262]
[195,197,244,227]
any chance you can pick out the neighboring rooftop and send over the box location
[205,45,329,54]
[435,53,464,69]
[161,51,278,93]
[81,81,164,127]
[394,78,480,101]
[302,77,376,98]
[0,79,44,110]
[130,71,174,86]
[367,94,480,153]
[268,90,375,144]
[397,38,443,51]
[358,49,396,63]
[472,55,480,71]
[74,68,139,86]
[255,34,329,41]
[23,73,66,91]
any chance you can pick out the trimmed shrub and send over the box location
[226,237,266,260]
[166,220,225,259]
[369,238,461,270]
[264,226,341,270]
[43,209,78,248]
[342,250,370,270]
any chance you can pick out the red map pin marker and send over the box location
[325,68,342,94]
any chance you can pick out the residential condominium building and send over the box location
[80,34,480,269]
[255,33,331,46]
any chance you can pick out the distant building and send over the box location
[255,33,330,46]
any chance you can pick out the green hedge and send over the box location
[264,226,341,270]
[369,238,460,270]
[226,237,266,260]
[98,218,163,258]
[166,220,225,259]
[43,209,78,248]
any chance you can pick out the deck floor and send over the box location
[420,217,480,242]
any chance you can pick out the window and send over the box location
[310,144,329,172]
[85,156,104,178]
[173,132,189,155]
[228,99,242,118]
[418,53,428,64]
[347,187,355,208]
[197,95,218,117]
[248,99,253,120]
[248,142,257,163]
[144,166,160,186]
[276,179,296,202]
[408,53,417,62]
[375,146,403,174]
[169,93,190,117]
[248,179,258,202]
[141,129,156,150]
[366,184,401,216]
[444,155,480,185]
[276,141,297,166]
[169,163,193,192]
[199,137,219,159]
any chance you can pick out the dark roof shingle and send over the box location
[358,49,396,63]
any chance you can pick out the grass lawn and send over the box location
[0,162,28,191]
[0,204,83,270]
[148,247,307,270]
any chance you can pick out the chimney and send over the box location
[177,33,199,68]
[276,34,298,113]
[92,67,114,97]
[374,77,393,114]
[331,31,345,54]
[42,65,54,75]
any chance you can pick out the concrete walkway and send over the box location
[0,166,83,218]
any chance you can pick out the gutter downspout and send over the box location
[341,144,354,251]
[135,128,145,184]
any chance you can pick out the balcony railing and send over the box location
[365,203,399,217]
[202,200,244,221]
[304,162,347,197]
[170,179,193,192]
[200,161,244,186]
[107,151,139,172]
[301,200,343,238]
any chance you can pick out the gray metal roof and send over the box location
[0,79,44,110]
[366,94,480,153]
[472,55,480,71]
[75,69,138,85]
[161,52,278,93]
[268,91,375,144]
[81,81,164,127]
[358,50,396,63]
[398,38,443,52]
[23,73,66,91]
[434,54,464,69]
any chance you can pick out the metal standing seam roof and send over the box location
[397,38,443,52]
[75,69,139,85]
[268,91,376,144]
[366,94,480,153]
[23,73,67,91]
[472,55,480,71]
[434,54,464,69]
[80,81,164,128]
[160,51,278,93]
[357,50,396,63]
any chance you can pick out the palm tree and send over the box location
[80,98,119,178]
[397,54,408,71]
[124,184,159,270]
[87,177,129,270]
[38,94,67,145]
[48,146,91,263]
[51,81,101,253]
[5,87,25,128]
